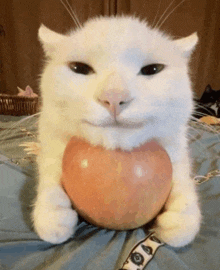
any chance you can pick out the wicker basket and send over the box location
[0,95,40,116]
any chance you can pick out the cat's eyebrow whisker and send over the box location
[156,0,185,31]
[63,0,82,28]
[153,0,176,29]
[151,0,162,28]
[60,0,82,29]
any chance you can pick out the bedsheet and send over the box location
[0,115,220,270]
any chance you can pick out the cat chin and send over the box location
[78,116,186,153]
[79,121,155,151]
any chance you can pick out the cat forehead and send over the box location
[40,16,197,64]
[70,17,171,49]
[62,17,179,61]
[82,16,158,37]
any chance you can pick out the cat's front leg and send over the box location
[154,157,202,247]
[33,185,78,244]
[33,139,78,244]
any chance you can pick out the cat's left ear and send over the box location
[38,24,66,57]
[175,32,198,58]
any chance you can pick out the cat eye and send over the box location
[140,64,165,76]
[68,62,94,75]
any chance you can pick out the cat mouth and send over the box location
[82,119,144,129]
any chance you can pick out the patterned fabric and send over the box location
[119,233,164,270]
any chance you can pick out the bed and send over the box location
[0,114,220,270]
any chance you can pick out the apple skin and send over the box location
[62,137,172,230]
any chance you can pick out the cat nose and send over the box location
[97,89,133,117]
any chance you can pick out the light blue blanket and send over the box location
[0,115,220,269]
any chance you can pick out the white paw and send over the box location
[155,210,201,247]
[33,187,78,244]
[34,205,78,244]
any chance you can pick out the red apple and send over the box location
[62,137,172,230]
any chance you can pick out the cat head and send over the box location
[199,84,220,104]
[38,16,198,149]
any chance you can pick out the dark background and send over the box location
[0,0,220,97]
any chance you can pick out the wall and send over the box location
[0,0,220,97]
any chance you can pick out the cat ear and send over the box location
[17,86,24,94]
[38,24,65,56]
[25,85,33,95]
[175,32,198,58]
[205,84,212,93]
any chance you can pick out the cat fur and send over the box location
[33,16,201,247]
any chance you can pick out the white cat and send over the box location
[33,16,201,247]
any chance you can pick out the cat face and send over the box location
[39,16,198,150]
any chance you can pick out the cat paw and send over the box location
[154,211,201,247]
[33,186,78,244]
[33,205,78,244]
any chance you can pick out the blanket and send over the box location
[0,115,220,270]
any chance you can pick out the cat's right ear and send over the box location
[38,24,65,57]
[175,32,198,58]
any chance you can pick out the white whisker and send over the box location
[194,107,214,114]
[153,0,176,29]
[63,0,82,28]
[60,0,82,29]
[192,111,209,118]
[157,0,185,31]
[0,113,40,143]
[190,116,220,138]
[152,0,162,28]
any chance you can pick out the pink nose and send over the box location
[97,89,132,117]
